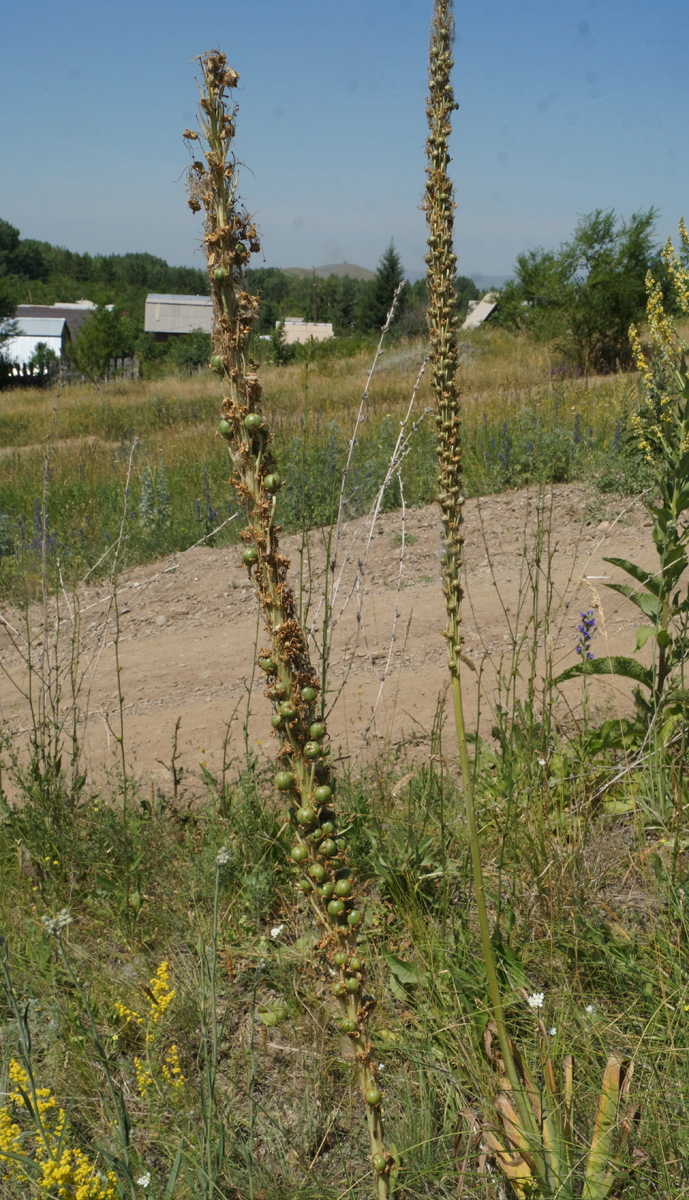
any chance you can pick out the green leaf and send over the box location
[635,625,656,651]
[256,999,287,1027]
[603,556,661,596]
[605,582,661,619]
[556,656,654,689]
[382,952,427,987]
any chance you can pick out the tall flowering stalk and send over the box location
[424,0,558,1187]
[185,52,392,1198]
[425,8,639,1197]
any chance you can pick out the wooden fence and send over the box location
[4,357,140,388]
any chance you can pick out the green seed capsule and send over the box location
[301,686,317,703]
[347,909,363,927]
[328,899,345,917]
[341,1018,358,1034]
[264,473,281,493]
[320,820,336,837]
[210,355,224,373]
[304,741,320,760]
[345,976,358,993]
[218,418,232,438]
[334,879,352,898]
[298,878,312,893]
[372,1154,386,1173]
[309,722,325,740]
[280,701,297,719]
[260,657,276,672]
[308,826,325,843]
[291,843,307,863]
[333,951,347,967]
[244,413,263,432]
[349,955,362,972]
[318,882,334,900]
[213,266,228,281]
[365,1087,382,1107]
[275,770,293,791]
[314,785,332,805]
[320,838,337,857]
[336,837,347,852]
[271,713,283,730]
[242,546,258,565]
[296,807,315,826]
[332,980,347,997]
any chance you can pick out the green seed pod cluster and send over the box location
[188,49,390,1194]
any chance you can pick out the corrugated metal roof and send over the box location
[144,293,213,335]
[15,317,67,337]
[461,292,498,331]
[146,294,211,306]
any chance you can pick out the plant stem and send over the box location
[186,51,391,1196]
[424,0,545,1173]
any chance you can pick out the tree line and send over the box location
[0,222,480,381]
[6,206,675,381]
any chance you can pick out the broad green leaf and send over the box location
[556,656,654,689]
[256,999,287,1027]
[603,556,660,595]
[604,582,661,619]
[635,625,656,651]
[382,951,427,987]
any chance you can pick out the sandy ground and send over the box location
[0,484,658,796]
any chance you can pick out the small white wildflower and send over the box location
[547,1026,557,1037]
[585,1004,595,1015]
[137,1173,151,1188]
[270,924,285,939]
[378,1062,385,1072]
[527,992,544,1010]
[41,909,73,936]
[538,757,546,766]
[215,845,230,867]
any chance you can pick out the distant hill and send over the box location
[281,262,376,282]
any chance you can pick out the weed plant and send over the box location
[2,15,689,1200]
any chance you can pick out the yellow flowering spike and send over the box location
[134,1056,153,1098]
[114,1001,143,1027]
[147,961,175,1023]
[162,1044,185,1089]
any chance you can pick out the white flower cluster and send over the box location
[215,845,231,867]
[527,991,544,1010]
[41,909,73,936]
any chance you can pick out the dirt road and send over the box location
[0,484,657,796]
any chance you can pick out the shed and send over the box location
[462,291,498,331]
[280,317,334,345]
[144,294,213,340]
[15,301,102,339]
[2,318,70,369]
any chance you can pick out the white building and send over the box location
[2,317,70,370]
[279,317,334,345]
[144,294,213,339]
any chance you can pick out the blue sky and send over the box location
[1,0,687,281]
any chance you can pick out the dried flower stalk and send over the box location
[186,50,392,1198]
[423,0,547,1173]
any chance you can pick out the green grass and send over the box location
[0,739,687,1197]
[0,333,654,597]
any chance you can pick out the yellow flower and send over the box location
[161,1044,185,1090]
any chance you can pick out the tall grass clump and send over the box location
[185,50,392,1196]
